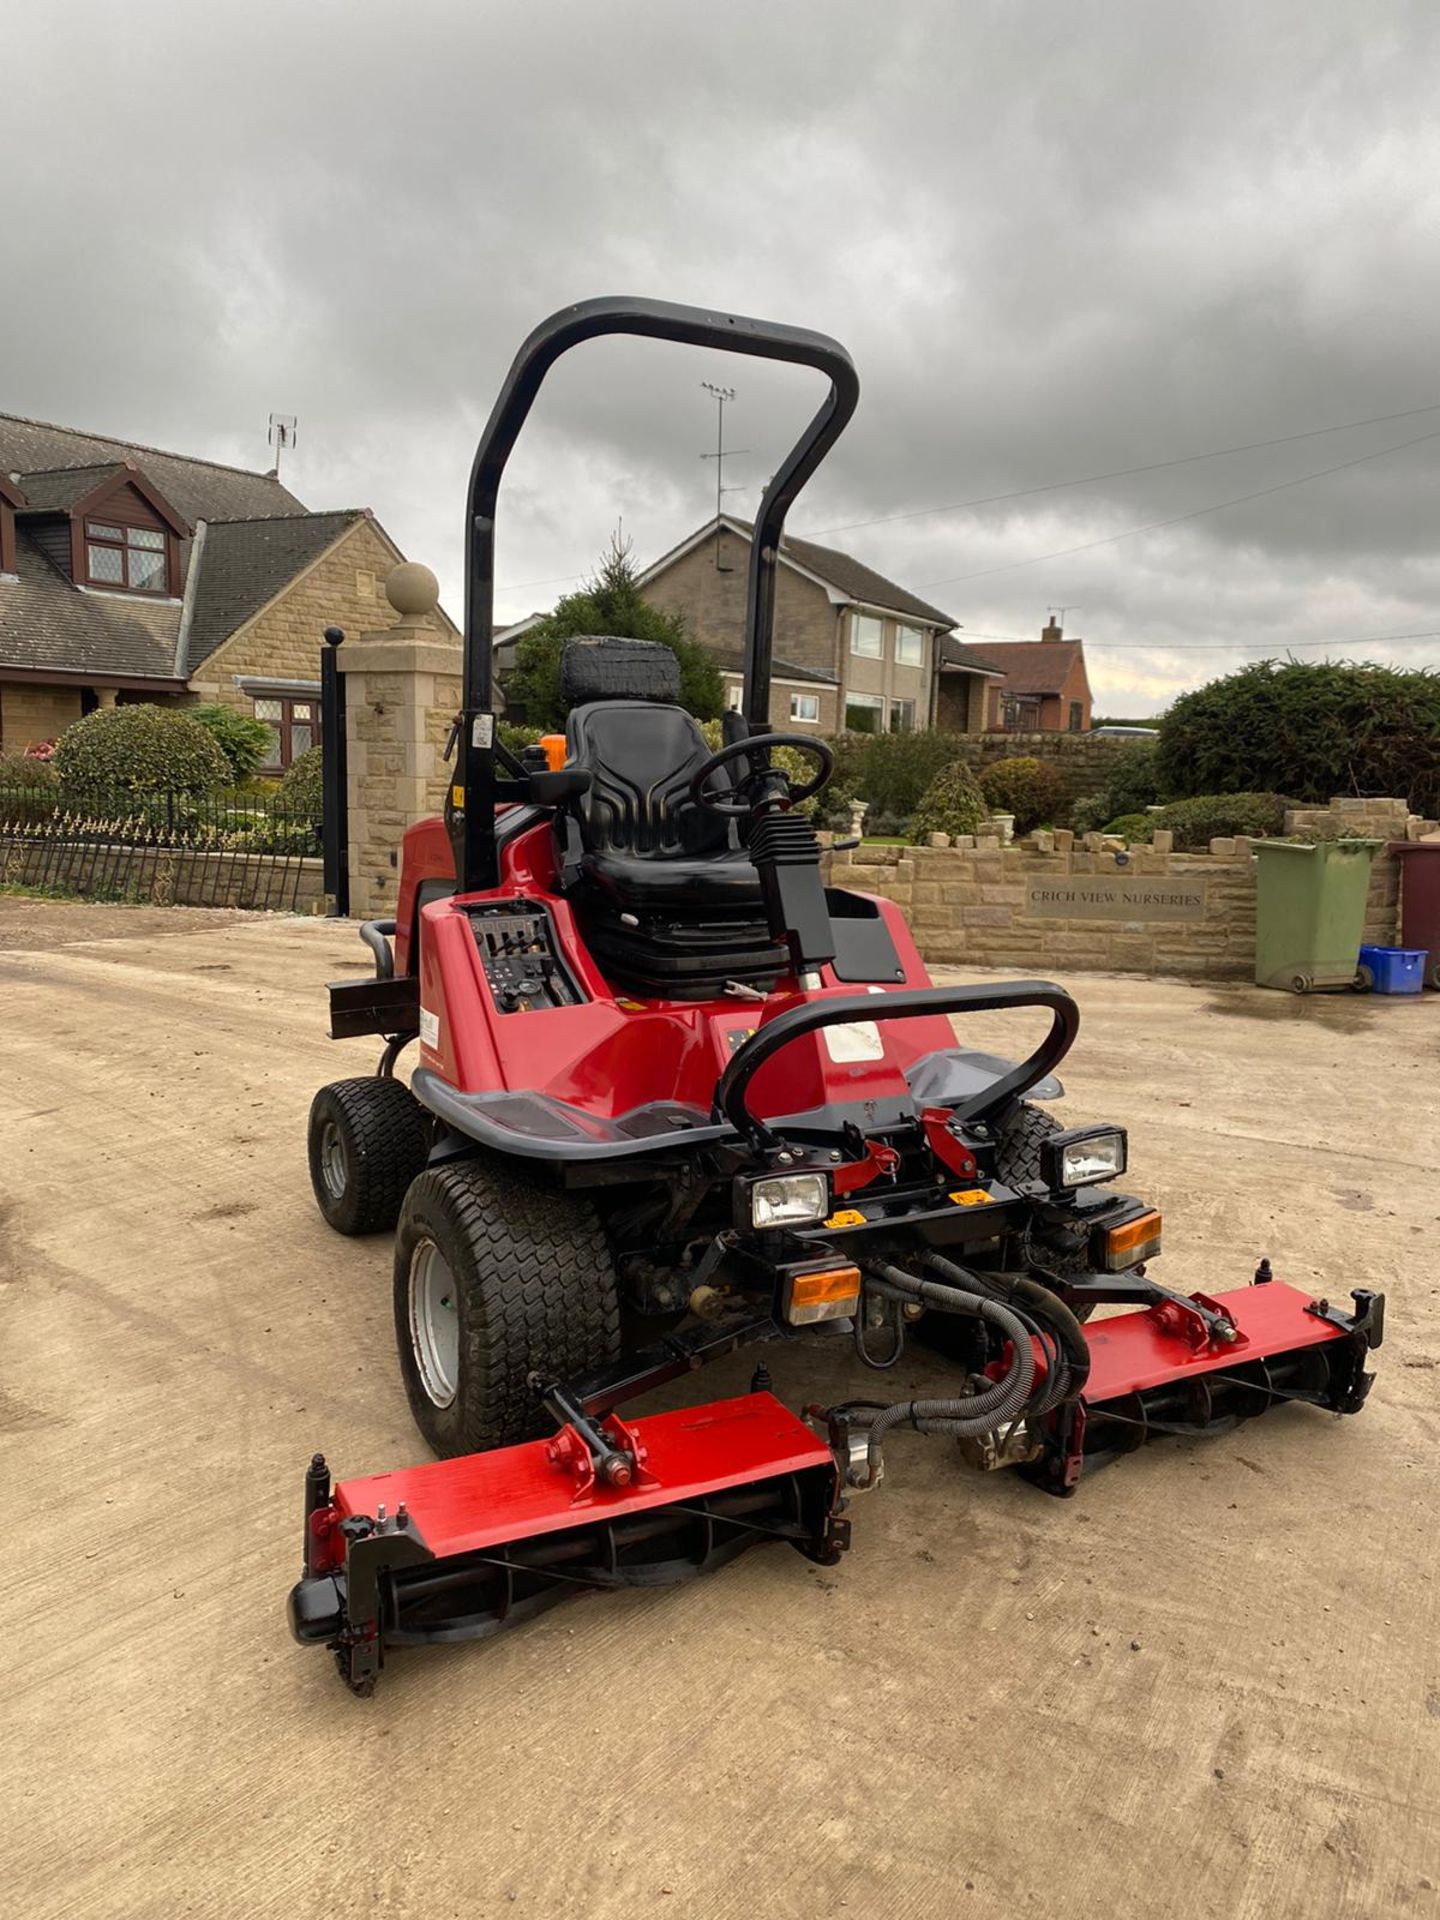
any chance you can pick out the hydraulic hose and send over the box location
[921,1251,1092,1405]
[845,1260,1039,1485]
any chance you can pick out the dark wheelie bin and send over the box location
[1388,840,1440,988]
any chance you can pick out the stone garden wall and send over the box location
[825,796,1429,979]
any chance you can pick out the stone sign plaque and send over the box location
[1025,875,1208,922]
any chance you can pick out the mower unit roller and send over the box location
[292,296,1383,1694]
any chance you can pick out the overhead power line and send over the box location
[495,399,1440,599]
[915,424,1440,590]
[795,398,1440,540]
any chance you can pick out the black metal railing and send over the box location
[0,782,324,911]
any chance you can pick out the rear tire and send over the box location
[393,1159,622,1456]
[308,1077,430,1236]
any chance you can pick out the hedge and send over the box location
[1157,660,1440,814]
[53,704,231,797]
[1144,791,1291,850]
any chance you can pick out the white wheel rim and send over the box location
[409,1238,459,1408]
[319,1119,348,1200]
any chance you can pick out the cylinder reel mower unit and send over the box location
[291,296,1385,1693]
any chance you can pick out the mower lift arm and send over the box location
[715,981,1080,1152]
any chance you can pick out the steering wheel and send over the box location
[688,733,835,818]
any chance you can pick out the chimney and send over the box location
[1041,617,1062,643]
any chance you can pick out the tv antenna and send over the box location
[699,383,749,570]
[268,413,298,477]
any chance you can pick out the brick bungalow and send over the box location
[937,619,1093,733]
[0,414,456,767]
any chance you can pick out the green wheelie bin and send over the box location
[1388,840,1440,988]
[1252,838,1382,993]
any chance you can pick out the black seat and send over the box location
[555,639,785,997]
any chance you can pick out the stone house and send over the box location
[937,619,1093,733]
[0,412,456,767]
[633,514,983,734]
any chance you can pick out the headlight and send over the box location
[1041,1125,1128,1190]
[750,1172,829,1229]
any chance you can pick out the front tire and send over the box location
[393,1159,622,1456]
[308,1077,431,1235]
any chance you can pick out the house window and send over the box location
[254,694,319,770]
[789,692,820,723]
[844,691,885,734]
[889,697,916,733]
[724,682,745,712]
[84,520,168,594]
[1068,701,1083,732]
[850,613,884,658]
[895,624,923,667]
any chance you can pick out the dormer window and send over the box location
[85,519,168,593]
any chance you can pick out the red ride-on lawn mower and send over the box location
[290,297,1383,1693]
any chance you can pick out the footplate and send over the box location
[1024,1281,1383,1496]
[288,1392,846,1693]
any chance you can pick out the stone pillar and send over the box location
[94,687,119,708]
[335,562,462,919]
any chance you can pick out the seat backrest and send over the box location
[565,700,729,857]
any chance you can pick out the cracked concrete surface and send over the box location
[2,901,1437,1918]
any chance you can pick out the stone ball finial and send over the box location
[385,561,440,625]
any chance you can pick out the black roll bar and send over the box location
[714,982,1081,1151]
[458,296,859,890]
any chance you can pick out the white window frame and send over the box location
[844,690,885,734]
[724,682,744,712]
[789,692,821,723]
[895,623,923,667]
[850,613,884,658]
[889,697,916,733]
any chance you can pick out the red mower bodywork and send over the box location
[293,297,1382,1693]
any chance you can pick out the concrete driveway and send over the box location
[3,899,1437,1919]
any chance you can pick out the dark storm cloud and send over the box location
[6,0,1439,710]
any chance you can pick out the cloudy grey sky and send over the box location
[7,0,1439,713]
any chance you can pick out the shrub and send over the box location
[909,761,988,843]
[278,747,324,815]
[0,753,61,825]
[1102,812,1155,842]
[1069,791,1114,837]
[1101,738,1164,817]
[844,731,966,820]
[1157,660,1440,814]
[979,756,1063,833]
[498,721,543,756]
[0,752,59,790]
[1145,791,1290,850]
[189,703,275,782]
[52,704,231,796]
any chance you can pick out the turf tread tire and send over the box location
[394,1159,622,1457]
[993,1102,1062,1187]
[308,1077,430,1236]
